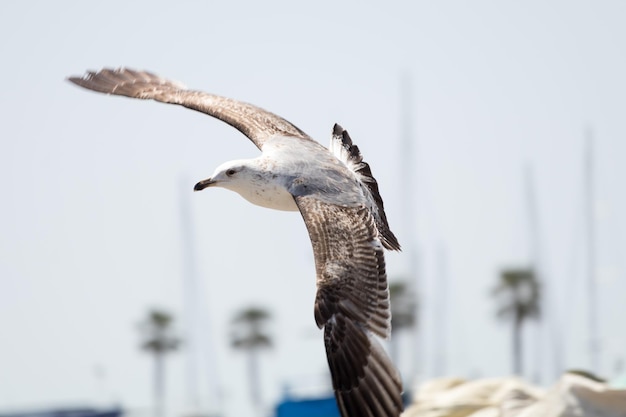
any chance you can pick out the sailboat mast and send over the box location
[584,128,600,372]
[400,73,421,378]
[179,177,202,410]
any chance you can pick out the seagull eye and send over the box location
[226,168,237,177]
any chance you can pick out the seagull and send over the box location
[68,68,404,417]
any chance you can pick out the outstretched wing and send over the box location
[67,68,312,150]
[295,195,403,417]
[329,124,401,251]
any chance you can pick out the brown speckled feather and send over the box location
[296,196,403,417]
[67,68,312,149]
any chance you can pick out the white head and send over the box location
[194,159,258,193]
[193,158,298,211]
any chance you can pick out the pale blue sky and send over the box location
[1,1,625,416]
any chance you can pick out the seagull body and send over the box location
[200,136,369,212]
[68,68,403,417]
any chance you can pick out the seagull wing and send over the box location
[328,124,401,251]
[67,68,312,150]
[295,195,403,417]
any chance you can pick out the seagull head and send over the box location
[193,158,298,212]
[194,159,252,192]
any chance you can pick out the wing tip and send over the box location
[66,67,188,95]
[333,122,344,136]
[325,316,404,417]
[382,232,402,252]
[66,68,97,86]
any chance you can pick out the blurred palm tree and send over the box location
[389,280,418,367]
[492,268,541,376]
[139,309,181,417]
[230,306,272,409]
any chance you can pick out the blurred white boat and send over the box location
[403,373,626,417]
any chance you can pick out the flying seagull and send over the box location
[68,68,403,417]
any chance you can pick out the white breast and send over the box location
[239,182,299,211]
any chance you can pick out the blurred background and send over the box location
[1,1,625,416]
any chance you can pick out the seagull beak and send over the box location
[194,178,216,192]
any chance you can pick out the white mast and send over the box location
[584,128,600,373]
[179,177,202,411]
[399,73,422,379]
[433,245,448,377]
[179,177,221,415]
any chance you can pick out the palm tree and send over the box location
[492,268,541,376]
[389,281,418,367]
[139,309,181,417]
[230,306,272,409]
